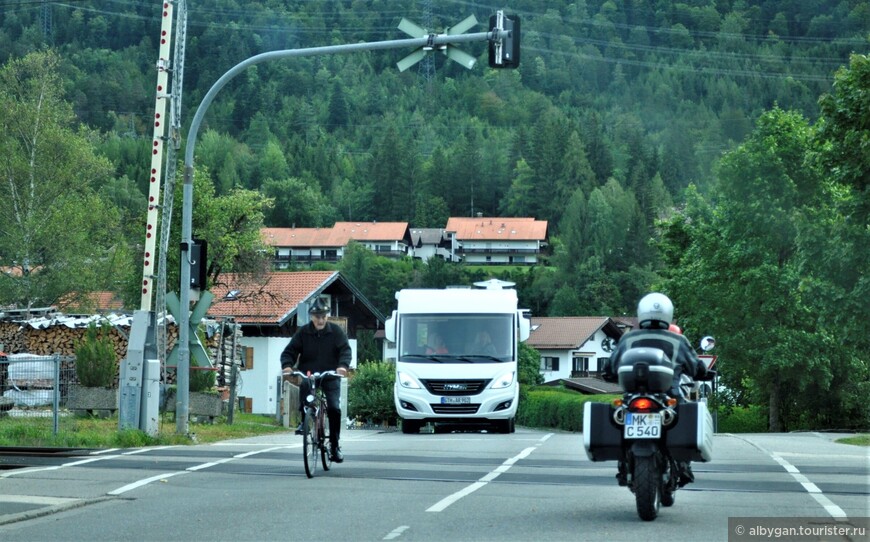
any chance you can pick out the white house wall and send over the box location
[238,335,358,415]
[538,329,614,383]
[237,336,288,416]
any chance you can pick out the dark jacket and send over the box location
[280,321,352,374]
[602,328,708,394]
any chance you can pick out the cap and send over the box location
[308,296,330,315]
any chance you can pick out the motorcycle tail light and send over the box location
[629,397,654,412]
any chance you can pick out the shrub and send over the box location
[74,322,117,388]
[189,367,217,393]
[715,404,768,433]
[348,361,396,425]
[518,386,617,432]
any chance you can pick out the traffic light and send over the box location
[190,238,208,289]
[489,12,520,69]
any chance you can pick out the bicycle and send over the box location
[290,370,340,478]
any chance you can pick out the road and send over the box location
[0,428,867,541]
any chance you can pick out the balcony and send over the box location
[456,247,541,254]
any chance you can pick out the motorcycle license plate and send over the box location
[441,396,470,404]
[624,413,662,439]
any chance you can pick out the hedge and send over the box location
[518,386,769,433]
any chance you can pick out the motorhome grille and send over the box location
[422,379,490,395]
[431,403,481,414]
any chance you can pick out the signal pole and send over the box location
[176,13,519,435]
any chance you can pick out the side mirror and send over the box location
[385,311,397,343]
[517,311,530,341]
[700,336,716,352]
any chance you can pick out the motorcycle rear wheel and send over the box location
[634,455,661,521]
[662,461,676,507]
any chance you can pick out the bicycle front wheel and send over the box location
[302,411,317,478]
[319,406,332,471]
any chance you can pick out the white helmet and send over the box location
[637,293,673,328]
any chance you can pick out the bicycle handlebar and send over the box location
[288,370,342,381]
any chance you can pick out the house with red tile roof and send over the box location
[526,316,625,394]
[207,270,385,414]
[57,291,126,313]
[445,217,548,265]
[262,222,412,268]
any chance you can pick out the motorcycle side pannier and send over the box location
[666,401,714,462]
[582,402,622,461]
[617,348,674,393]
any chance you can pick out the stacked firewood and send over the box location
[0,319,229,364]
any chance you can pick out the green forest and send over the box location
[0,1,867,431]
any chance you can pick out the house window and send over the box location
[540,356,559,371]
[572,356,589,373]
[596,357,610,373]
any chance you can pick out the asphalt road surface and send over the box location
[0,428,867,541]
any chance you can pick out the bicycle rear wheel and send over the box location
[319,406,332,471]
[302,410,317,478]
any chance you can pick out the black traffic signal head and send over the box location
[489,13,520,69]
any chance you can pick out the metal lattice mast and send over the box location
[119,0,179,434]
[156,0,188,385]
[417,0,434,85]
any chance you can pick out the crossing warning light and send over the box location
[489,12,520,69]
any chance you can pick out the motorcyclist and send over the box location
[602,293,709,399]
[601,292,711,486]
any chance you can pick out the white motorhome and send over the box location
[385,280,530,433]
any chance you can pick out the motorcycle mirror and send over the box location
[700,336,716,352]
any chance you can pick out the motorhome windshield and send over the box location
[398,314,514,362]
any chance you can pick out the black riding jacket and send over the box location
[280,321,352,374]
[602,328,709,392]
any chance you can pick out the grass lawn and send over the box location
[0,412,287,448]
[836,434,870,446]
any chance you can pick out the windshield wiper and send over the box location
[401,354,446,362]
[454,355,505,362]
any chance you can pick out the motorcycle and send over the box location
[583,338,716,521]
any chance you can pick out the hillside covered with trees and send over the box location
[0,1,867,430]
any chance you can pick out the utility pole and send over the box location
[175,13,519,435]
[119,0,188,435]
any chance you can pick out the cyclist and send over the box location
[280,296,350,463]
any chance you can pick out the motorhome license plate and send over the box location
[441,396,471,404]
[624,413,662,439]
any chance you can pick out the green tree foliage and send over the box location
[659,101,870,431]
[518,342,544,387]
[0,3,865,430]
[0,51,123,310]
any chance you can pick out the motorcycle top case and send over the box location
[665,401,714,462]
[617,348,674,393]
[582,402,622,461]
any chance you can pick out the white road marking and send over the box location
[771,452,847,518]
[383,525,410,540]
[426,435,550,513]
[108,471,187,495]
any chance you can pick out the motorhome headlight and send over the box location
[397,371,421,389]
[491,371,515,389]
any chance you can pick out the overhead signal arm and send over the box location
[397,10,520,72]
